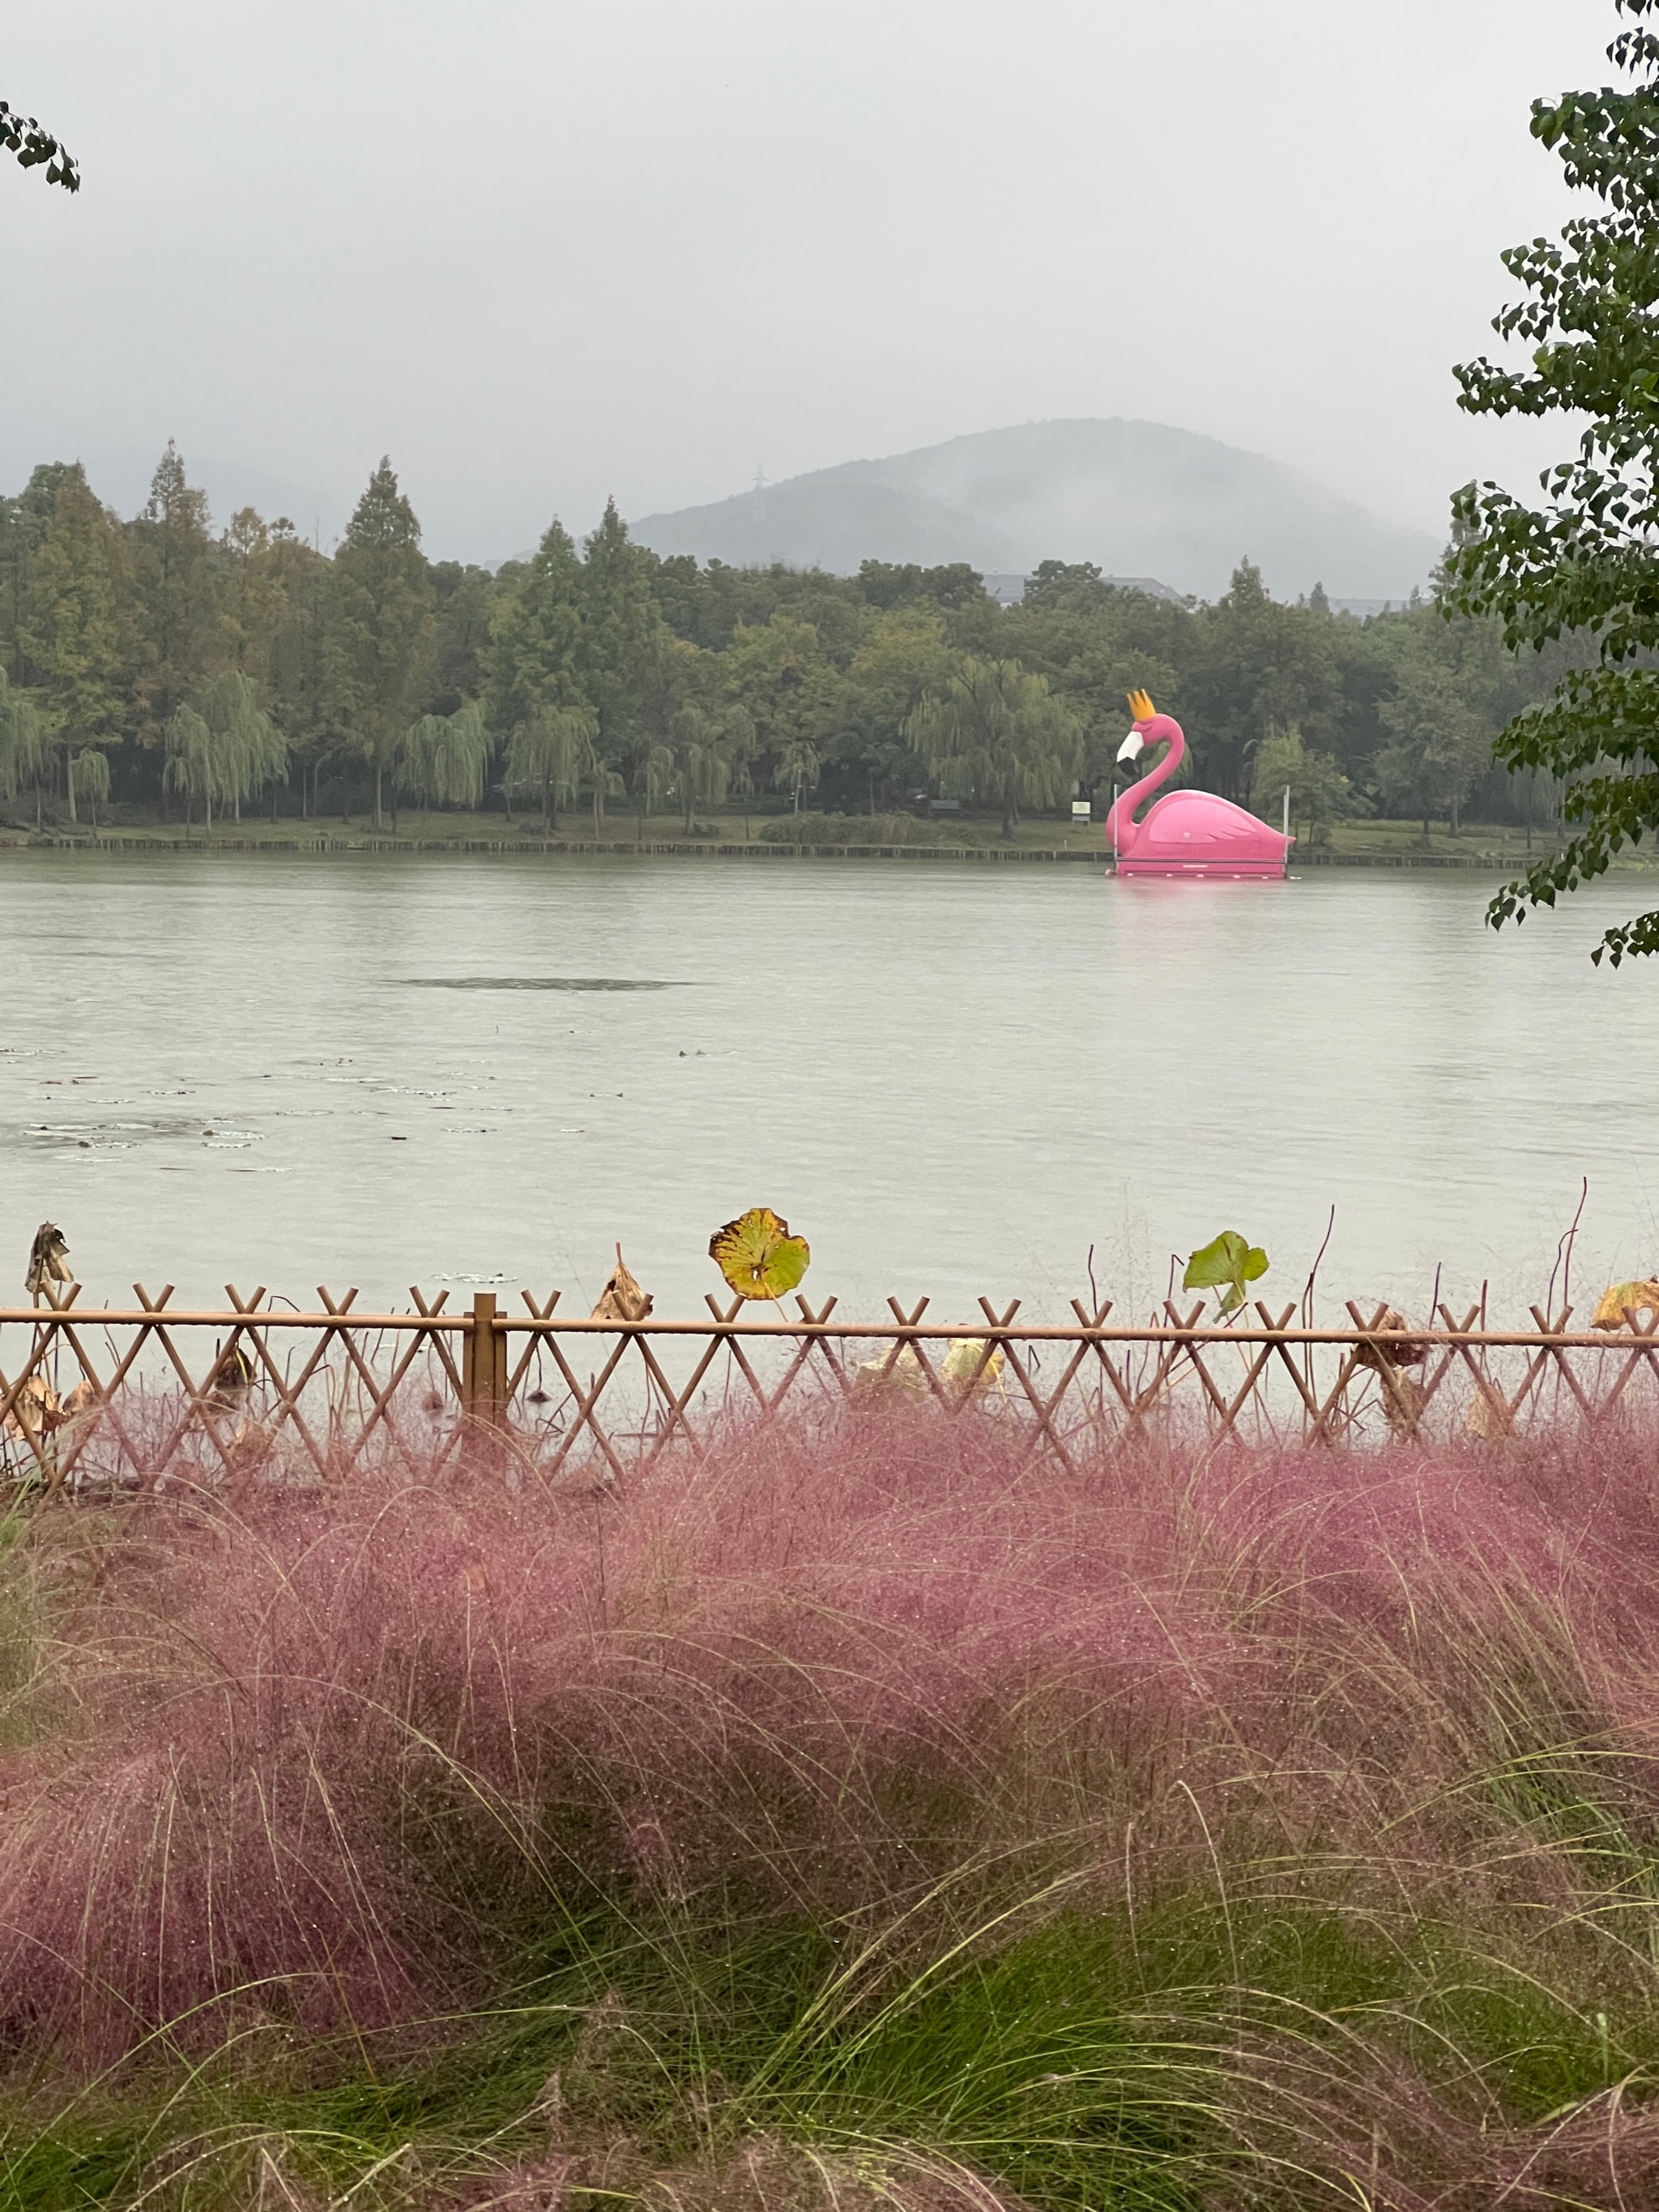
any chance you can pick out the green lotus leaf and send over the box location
[709,1207,811,1301]
[1183,1229,1269,1317]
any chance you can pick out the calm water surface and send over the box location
[4,852,1657,1323]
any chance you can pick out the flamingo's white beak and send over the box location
[1116,731,1145,763]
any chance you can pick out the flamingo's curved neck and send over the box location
[1107,715,1184,856]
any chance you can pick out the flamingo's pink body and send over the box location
[1104,711,1292,879]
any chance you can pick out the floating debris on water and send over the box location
[396,977,694,992]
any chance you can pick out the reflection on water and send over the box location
[2,851,1657,1322]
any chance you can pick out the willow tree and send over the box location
[1446,0,1659,962]
[69,747,109,826]
[906,655,1082,838]
[505,704,596,831]
[0,668,50,826]
[199,670,288,822]
[665,703,753,833]
[773,736,821,814]
[398,702,493,814]
[164,706,216,826]
[1247,724,1353,846]
[164,674,287,826]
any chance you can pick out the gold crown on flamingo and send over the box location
[1126,688,1157,723]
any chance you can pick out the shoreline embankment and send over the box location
[0,834,1530,869]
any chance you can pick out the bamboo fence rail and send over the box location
[2,1283,1657,1492]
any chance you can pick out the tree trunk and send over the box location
[374,763,384,830]
[206,792,213,830]
[66,754,77,826]
[234,791,241,824]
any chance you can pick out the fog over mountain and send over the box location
[635,421,1440,603]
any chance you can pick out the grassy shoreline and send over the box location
[1,813,1643,870]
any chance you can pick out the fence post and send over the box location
[463,1292,507,1425]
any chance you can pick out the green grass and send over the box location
[7,1870,1658,2210]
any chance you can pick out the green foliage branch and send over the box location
[0,99,78,190]
[1445,0,1659,962]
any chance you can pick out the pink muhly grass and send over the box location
[1,1404,1657,2112]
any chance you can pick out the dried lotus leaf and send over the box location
[591,1245,653,1324]
[708,1208,810,1301]
[1591,1278,1659,1330]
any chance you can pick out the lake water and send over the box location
[4,851,1658,1328]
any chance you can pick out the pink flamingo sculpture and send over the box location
[1104,690,1292,880]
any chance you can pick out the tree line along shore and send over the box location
[0,446,1576,848]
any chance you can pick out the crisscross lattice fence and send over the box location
[5,1282,1659,1492]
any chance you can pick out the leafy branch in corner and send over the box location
[1,99,79,191]
[1444,0,1659,963]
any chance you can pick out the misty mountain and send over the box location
[634,420,1440,602]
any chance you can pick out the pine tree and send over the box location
[0,462,80,682]
[255,529,335,817]
[578,499,666,831]
[133,442,217,731]
[430,562,503,711]
[328,458,435,827]
[16,468,132,822]
[485,519,585,733]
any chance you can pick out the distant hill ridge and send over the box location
[634,419,1439,603]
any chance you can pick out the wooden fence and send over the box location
[4,1282,1658,1492]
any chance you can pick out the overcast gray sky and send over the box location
[2,1,1615,564]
